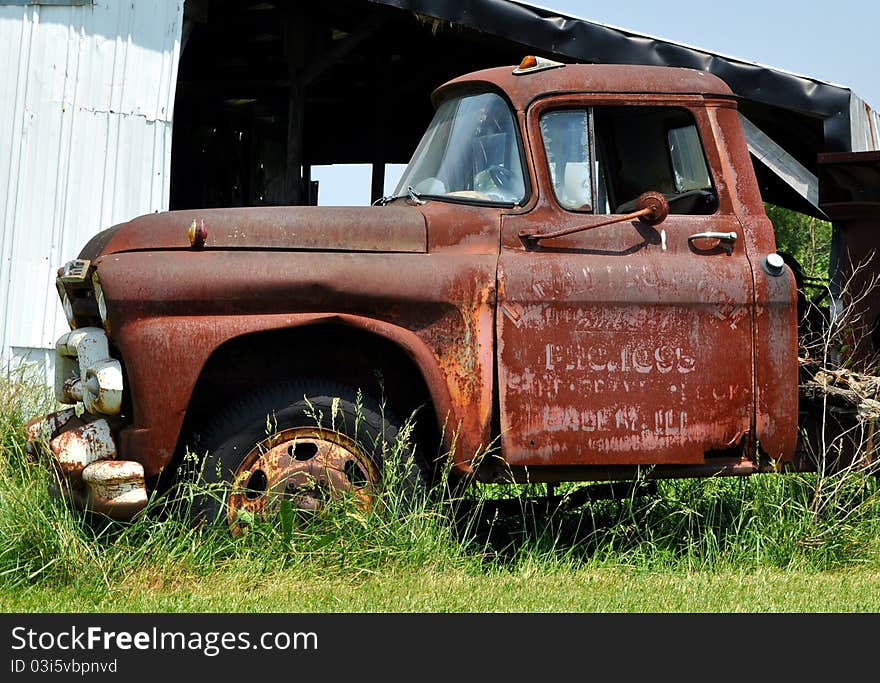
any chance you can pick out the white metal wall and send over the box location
[0,0,183,382]
[851,94,880,152]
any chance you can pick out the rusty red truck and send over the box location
[26,56,870,527]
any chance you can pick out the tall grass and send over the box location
[0,377,476,595]
[0,376,878,605]
[458,471,880,573]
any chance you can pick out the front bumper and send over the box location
[25,328,147,520]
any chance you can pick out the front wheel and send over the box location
[187,380,426,533]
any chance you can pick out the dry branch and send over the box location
[799,358,880,421]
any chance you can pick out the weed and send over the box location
[0,373,877,609]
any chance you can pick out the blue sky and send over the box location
[315,0,878,206]
[548,1,878,107]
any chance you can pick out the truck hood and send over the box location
[79,206,427,259]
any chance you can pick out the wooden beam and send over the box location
[180,18,195,56]
[176,79,290,94]
[371,54,391,204]
[283,6,308,205]
[183,0,209,23]
[302,14,387,86]
[285,77,304,205]
[371,163,386,205]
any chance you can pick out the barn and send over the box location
[1,0,878,379]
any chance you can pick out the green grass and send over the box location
[1,377,879,613]
[5,567,880,612]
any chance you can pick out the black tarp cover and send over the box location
[371,0,860,154]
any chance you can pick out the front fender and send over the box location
[97,249,497,479]
[114,311,493,478]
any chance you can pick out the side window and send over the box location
[539,110,593,211]
[594,107,718,215]
[539,106,718,216]
[668,124,713,192]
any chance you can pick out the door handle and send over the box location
[688,231,737,253]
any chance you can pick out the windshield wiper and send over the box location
[373,186,426,206]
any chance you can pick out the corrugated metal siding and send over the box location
[851,94,880,152]
[0,0,183,378]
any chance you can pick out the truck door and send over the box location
[498,101,756,468]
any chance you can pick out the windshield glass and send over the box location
[395,92,526,205]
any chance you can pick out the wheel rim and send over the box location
[227,427,378,533]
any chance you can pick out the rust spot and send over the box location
[49,418,117,482]
[25,408,78,447]
[226,427,378,536]
[82,460,147,520]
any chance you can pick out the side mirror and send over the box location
[634,191,669,226]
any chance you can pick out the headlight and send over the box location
[56,282,76,329]
[92,273,107,325]
[56,259,99,330]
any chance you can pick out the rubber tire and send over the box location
[187,379,426,527]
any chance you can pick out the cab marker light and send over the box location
[513,55,565,75]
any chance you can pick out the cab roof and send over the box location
[434,63,735,110]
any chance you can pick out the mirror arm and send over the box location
[519,191,669,247]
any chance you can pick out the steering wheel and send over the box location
[666,189,715,208]
[616,189,716,214]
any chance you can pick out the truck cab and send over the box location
[25,58,799,526]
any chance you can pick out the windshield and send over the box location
[395,92,526,205]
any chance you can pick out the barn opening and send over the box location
[169,0,531,209]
